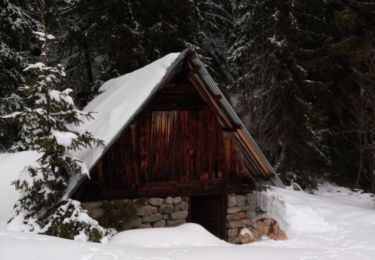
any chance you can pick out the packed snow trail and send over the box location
[1,186,375,260]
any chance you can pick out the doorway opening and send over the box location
[190,194,226,239]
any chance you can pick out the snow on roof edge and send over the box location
[65,50,189,198]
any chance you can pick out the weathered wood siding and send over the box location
[80,75,254,200]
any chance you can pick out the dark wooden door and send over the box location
[190,195,226,239]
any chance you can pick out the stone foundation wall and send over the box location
[82,196,189,230]
[83,193,258,243]
[226,192,257,243]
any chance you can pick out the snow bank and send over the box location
[0,151,40,228]
[258,187,335,234]
[109,223,227,248]
[315,182,375,210]
[72,52,181,173]
[2,186,375,259]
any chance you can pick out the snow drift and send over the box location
[109,223,227,247]
[0,151,40,228]
[1,186,375,259]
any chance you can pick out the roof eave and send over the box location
[189,55,284,188]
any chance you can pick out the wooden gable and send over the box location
[73,53,271,201]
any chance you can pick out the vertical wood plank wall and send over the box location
[90,81,251,193]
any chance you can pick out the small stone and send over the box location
[139,223,152,229]
[228,195,237,208]
[239,228,256,244]
[173,197,182,205]
[226,212,246,221]
[123,218,142,229]
[164,197,173,204]
[162,214,169,220]
[160,204,174,214]
[235,195,246,207]
[166,219,185,227]
[175,201,188,211]
[149,198,163,206]
[82,201,102,211]
[246,193,257,204]
[153,220,166,228]
[227,219,252,229]
[90,208,104,218]
[239,205,250,211]
[170,210,188,220]
[247,211,256,219]
[227,207,242,214]
[227,228,238,238]
[137,205,157,216]
[143,213,162,223]
[123,199,131,203]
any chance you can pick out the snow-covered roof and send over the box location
[67,49,283,196]
[72,51,185,172]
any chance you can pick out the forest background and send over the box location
[1,0,375,192]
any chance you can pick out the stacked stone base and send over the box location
[83,192,258,243]
[226,192,257,243]
[83,196,189,230]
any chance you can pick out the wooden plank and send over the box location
[79,178,254,201]
[188,72,234,129]
[138,110,151,184]
[130,124,140,187]
[235,130,271,177]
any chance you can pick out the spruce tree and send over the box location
[0,0,41,150]
[5,0,108,241]
[228,0,328,188]
[196,0,234,87]
[47,0,202,106]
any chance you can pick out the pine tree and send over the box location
[0,0,41,150]
[196,0,234,87]
[5,0,108,241]
[228,0,328,188]
[46,0,202,106]
[314,0,375,190]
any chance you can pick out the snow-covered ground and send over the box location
[1,184,375,260]
[0,151,40,229]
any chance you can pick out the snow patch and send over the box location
[0,151,40,228]
[315,182,375,210]
[2,186,375,259]
[109,223,228,248]
[51,130,78,147]
[258,187,335,234]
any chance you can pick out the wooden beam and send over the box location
[235,130,271,177]
[188,73,234,129]
[79,179,255,201]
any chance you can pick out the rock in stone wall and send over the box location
[82,196,189,231]
[226,192,257,243]
[83,193,259,244]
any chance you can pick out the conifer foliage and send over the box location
[0,0,41,150]
[1,2,375,238]
[5,0,108,241]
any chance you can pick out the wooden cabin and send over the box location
[69,49,283,241]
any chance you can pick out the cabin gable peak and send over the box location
[67,49,283,200]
